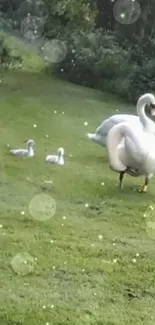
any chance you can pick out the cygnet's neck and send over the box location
[58,151,64,163]
[28,145,34,156]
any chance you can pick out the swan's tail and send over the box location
[87,133,96,141]
[107,123,127,172]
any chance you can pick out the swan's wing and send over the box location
[96,114,139,137]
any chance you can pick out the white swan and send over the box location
[10,139,35,157]
[87,93,155,147]
[107,121,155,192]
[46,147,64,165]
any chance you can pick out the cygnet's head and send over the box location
[139,93,155,116]
[27,139,35,147]
[57,147,64,156]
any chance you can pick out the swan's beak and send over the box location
[150,104,155,116]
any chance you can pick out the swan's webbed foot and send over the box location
[139,176,150,193]
[139,185,148,193]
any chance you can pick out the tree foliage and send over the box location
[0,0,155,101]
[43,0,97,38]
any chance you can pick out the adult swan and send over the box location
[107,121,155,192]
[87,93,155,147]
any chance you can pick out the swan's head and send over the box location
[57,147,64,156]
[27,139,35,148]
[139,93,155,116]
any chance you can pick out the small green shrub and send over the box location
[0,35,22,71]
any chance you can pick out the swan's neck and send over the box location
[136,101,150,127]
[107,122,142,172]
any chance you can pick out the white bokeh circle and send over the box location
[21,15,44,40]
[113,0,141,25]
[42,39,67,63]
[11,252,34,275]
[29,193,56,221]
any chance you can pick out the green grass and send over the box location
[0,70,155,325]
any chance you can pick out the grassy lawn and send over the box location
[0,69,155,325]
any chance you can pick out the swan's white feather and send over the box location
[107,121,155,178]
[87,93,155,147]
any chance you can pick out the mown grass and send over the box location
[0,69,155,325]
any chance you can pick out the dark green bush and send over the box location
[51,29,155,101]
[128,59,155,101]
[52,29,130,95]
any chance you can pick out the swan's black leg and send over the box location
[119,171,125,189]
